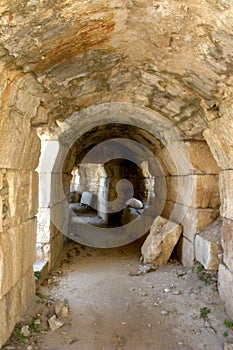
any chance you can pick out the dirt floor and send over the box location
[3,240,233,350]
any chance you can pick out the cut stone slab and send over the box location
[141,216,182,266]
[218,263,233,319]
[195,218,222,271]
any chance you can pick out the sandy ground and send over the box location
[3,240,233,350]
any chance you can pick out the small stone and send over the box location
[154,302,159,307]
[160,310,168,315]
[164,288,170,293]
[147,323,152,328]
[34,318,41,325]
[48,315,64,331]
[121,322,126,325]
[21,325,30,337]
[141,292,148,296]
[130,288,135,291]
[178,342,183,345]
[173,290,181,295]
[55,299,69,318]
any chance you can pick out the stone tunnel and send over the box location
[0,0,233,346]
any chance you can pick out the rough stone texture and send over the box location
[195,218,222,270]
[218,263,233,319]
[181,237,195,268]
[220,170,233,221]
[0,0,232,346]
[141,216,182,266]
[166,175,220,209]
[0,268,35,347]
[221,218,233,273]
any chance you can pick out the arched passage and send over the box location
[36,102,220,267]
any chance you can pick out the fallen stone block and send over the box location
[141,216,182,266]
[195,218,222,270]
[125,198,143,209]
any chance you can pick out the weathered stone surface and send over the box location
[164,201,219,243]
[224,344,233,350]
[220,170,233,221]
[141,216,182,266]
[218,264,233,319]
[204,113,233,169]
[222,218,233,273]
[166,175,220,208]
[181,237,195,267]
[195,218,222,270]
[48,315,64,331]
[185,141,220,175]
[125,198,143,209]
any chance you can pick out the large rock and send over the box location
[141,216,182,266]
[195,218,222,270]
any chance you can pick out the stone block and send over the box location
[220,170,233,220]
[0,226,22,297]
[0,294,8,347]
[80,191,94,207]
[185,141,220,174]
[21,130,41,170]
[169,203,219,242]
[29,171,38,218]
[218,263,233,319]
[0,113,30,169]
[37,207,51,243]
[141,216,182,266]
[203,114,233,169]
[22,219,37,275]
[221,218,233,273]
[195,218,222,270]
[166,175,220,209]
[181,237,195,267]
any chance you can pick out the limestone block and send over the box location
[0,113,30,169]
[181,237,195,267]
[0,294,8,347]
[221,218,233,273]
[218,263,233,319]
[0,226,23,297]
[169,202,219,242]
[185,141,220,174]
[22,219,37,275]
[21,130,41,170]
[3,268,35,347]
[204,115,233,169]
[39,172,65,208]
[36,140,60,173]
[166,175,220,209]
[141,216,182,266]
[37,208,51,243]
[220,170,233,220]
[6,170,21,219]
[195,219,222,270]
[49,232,64,270]
[125,198,143,209]
[29,171,38,218]
[80,191,94,207]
